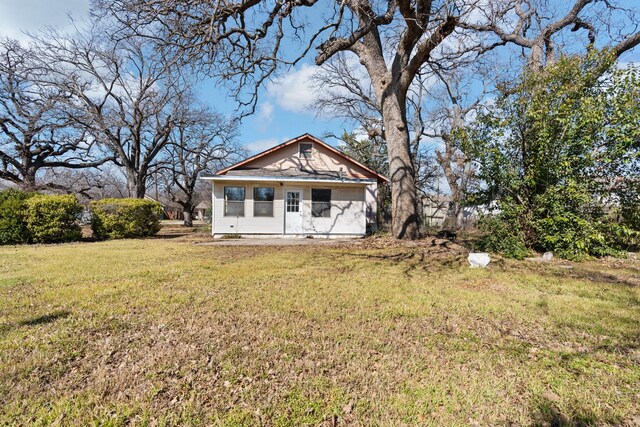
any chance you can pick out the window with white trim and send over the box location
[253,187,274,217]
[286,191,300,212]
[224,186,245,216]
[311,189,331,217]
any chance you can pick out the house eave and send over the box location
[199,175,377,185]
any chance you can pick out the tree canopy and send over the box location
[460,51,640,258]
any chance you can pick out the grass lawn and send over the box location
[0,227,639,426]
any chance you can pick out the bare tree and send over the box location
[99,0,506,239]
[311,0,640,230]
[161,101,241,226]
[419,59,499,230]
[97,0,640,237]
[0,38,111,190]
[462,0,640,69]
[36,25,183,198]
[42,167,129,201]
[315,54,442,226]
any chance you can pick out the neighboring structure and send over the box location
[422,194,483,229]
[422,194,451,227]
[195,200,211,221]
[201,134,388,238]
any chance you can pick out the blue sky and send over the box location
[0,0,352,153]
[193,66,351,154]
[1,0,639,156]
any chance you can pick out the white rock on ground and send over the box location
[542,252,553,261]
[468,252,491,268]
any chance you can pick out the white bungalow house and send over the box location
[201,134,388,238]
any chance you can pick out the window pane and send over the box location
[312,189,331,202]
[254,187,274,201]
[286,192,300,213]
[312,189,331,217]
[225,201,244,216]
[312,202,331,217]
[224,186,245,201]
[254,201,274,217]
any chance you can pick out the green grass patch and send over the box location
[0,230,638,425]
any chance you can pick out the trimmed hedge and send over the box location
[90,198,162,240]
[24,194,83,243]
[0,189,35,245]
[0,190,83,245]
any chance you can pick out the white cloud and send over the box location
[256,101,274,126]
[0,0,90,42]
[266,64,318,112]
[243,137,287,155]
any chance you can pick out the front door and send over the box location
[284,189,303,234]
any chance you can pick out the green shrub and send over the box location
[618,180,640,231]
[531,185,626,260]
[24,194,83,243]
[476,214,531,260]
[599,221,640,253]
[458,53,639,260]
[90,198,162,240]
[0,189,35,245]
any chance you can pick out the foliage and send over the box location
[0,189,35,245]
[617,179,640,230]
[24,194,83,244]
[530,184,627,259]
[459,51,640,259]
[90,198,163,240]
[476,202,531,260]
[0,190,83,245]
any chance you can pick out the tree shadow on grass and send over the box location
[509,260,640,288]
[548,266,640,288]
[345,241,467,278]
[0,310,71,338]
[148,233,191,240]
[18,310,70,326]
[531,395,605,427]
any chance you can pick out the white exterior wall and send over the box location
[365,183,378,226]
[212,180,368,236]
[300,186,365,235]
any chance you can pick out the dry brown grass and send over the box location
[0,226,638,426]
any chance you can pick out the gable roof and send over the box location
[216,133,388,183]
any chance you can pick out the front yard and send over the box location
[0,229,638,426]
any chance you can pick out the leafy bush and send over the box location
[530,184,622,260]
[618,180,640,231]
[458,52,640,260]
[90,198,162,240]
[24,194,83,243]
[476,215,531,260]
[0,189,35,245]
[533,215,616,260]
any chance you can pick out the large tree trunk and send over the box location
[182,202,194,227]
[442,201,461,230]
[382,94,420,239]
[20,171,37,192]
[126,170,146,199]
[437,134,463,230]
[529,42,545,69]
